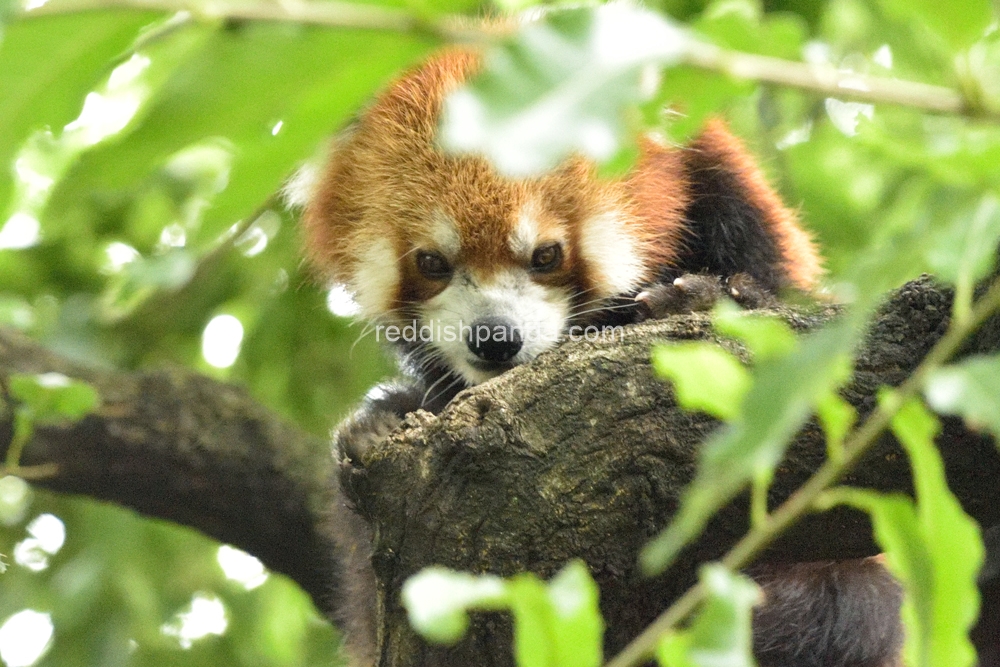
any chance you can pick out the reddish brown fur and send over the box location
[304,50,821,316]
[303,50,699,313]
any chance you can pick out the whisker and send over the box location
[421,371,456,406]
[424,374,465,408]
[350,320,380,353]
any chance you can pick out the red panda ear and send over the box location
[675,119,821,291]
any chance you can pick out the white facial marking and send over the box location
[420,269,571,385]
[351,236,399,317]
[509,205,540,259]
[578,210,646,296]
[430,210,461,258]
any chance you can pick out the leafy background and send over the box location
[0,0,998,664]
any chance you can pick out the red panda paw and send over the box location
[634,273,785,320]
[724,272,782,310]
[634,274,725,319]
[333,409,403,467]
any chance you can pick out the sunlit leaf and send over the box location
[100,248,197,320]
[882,0,993,49]
[815,390,856,456]
[657,565,759,667]
[508,561,603,667]
[51,25,429,248]
[925,354,1000,440]
[833,397,982,667]
[4,20,215,231]
[695,0,807,60]
[712,303,798,361]
[643,321,856,574]
[403,561,602,667]
[0,295,34,330]
[9,372,99,423]
[402,567,507,644]
[0,12,157,212]
[925,195,1000,310]
[439,4,688,175]
[652,342,750,420]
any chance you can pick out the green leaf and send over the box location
[401,567,507,644]
[0,12,158,213]
[652,342,750,420]
[642,195,940,575]
[100,248,198,320]
[712,303,798,361]
[507,574,557,667]
[657,565,759,667]
[439,4,688,176]
[508,561,603,667]
[967,33,1000,114]
[403,562,603,667]
[49,24,430,248]
[815,390,856,457]
[9,372,99,423]
[924,354,1000,440]
[882,0,993,50]
[3,18,214,232]
[0,296,35,331]
[893,398,984,667]
[925,195,1000,314]
[695,0,807,60]
[892,394,985,655]
[833,397,982,667]
[643,320,857,574]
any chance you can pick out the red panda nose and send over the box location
[466,316,523,363]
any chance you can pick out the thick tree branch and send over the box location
[346,276,1000,666]
[0,328,340,612]
[0,277,998,667]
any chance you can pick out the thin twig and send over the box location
[18,0,490,43]
[681,40,976,117]
[605,275,1000,667]
[17,0,991,120]
[0,463,60,480]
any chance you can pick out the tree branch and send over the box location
[1,277,998,667]
[16,0,991,120]
[0,328,340,612]
[681,40,972,116]
[345,276,1000,666]
[18,0,488,43]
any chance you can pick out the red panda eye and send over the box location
[416,251,452,280]
[531,243,563,272]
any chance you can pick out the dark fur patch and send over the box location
[749,559,904,667]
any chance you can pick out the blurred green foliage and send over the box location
[403,561,603,667]
[0,0,999,664]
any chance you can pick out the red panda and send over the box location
[303,50,902,667]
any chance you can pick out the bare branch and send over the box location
[682,40,975,117]
[16,0,991,120]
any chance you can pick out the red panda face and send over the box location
[304,50,691,385]
[325,149,653,385]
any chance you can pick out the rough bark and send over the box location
[349,276,1000,665]
[1,276,998,666]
